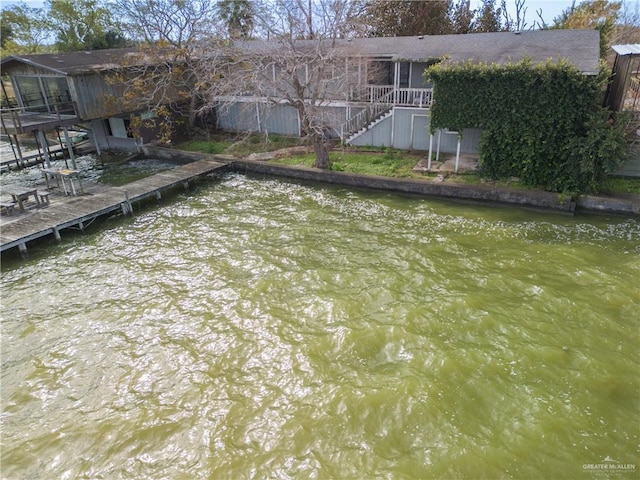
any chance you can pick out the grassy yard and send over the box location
[271,147,433,179]
[601,177,640,195]
[175,134,640,196]
[175,132,304,157]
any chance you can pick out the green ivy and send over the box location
[426,59,627,193]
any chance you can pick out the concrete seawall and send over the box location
[141,147,640,216]
[232,159,631,215]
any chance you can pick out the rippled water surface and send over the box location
[0,153,180,187]
[2,174,639,479]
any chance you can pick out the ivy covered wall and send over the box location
[426,59,627,193]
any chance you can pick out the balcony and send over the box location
[349,85,433,108]
[1,96,80,135]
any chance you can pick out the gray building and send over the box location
[217,29,600,154]
[1,48,188,157]
[1,29,601,160]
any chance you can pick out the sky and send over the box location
[491,0,577,26]
[0,0,580,29]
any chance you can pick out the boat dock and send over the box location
[1,158,229,255]
[1,134,96,172]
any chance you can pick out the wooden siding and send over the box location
[69,73,122,119]
[349,108,481,153]
[215,102,295,134]
[2,64,60,77]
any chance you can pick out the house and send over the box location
[216,29,600,155]
[1,29,600,163]
[0,47,188,163]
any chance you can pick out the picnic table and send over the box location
[42,168,84,196]
[2,185,41,212]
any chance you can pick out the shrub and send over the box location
[427,59,627,194]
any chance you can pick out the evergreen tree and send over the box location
[474,0,503,32]
[218,0,256,39]
[361,0,452,37]
[450,0,476,34]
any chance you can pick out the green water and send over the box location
[0,155,181,188]
[2,174,639,479]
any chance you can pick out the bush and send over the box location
[427,59,628,194]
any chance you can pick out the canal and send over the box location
[1,173,638,479]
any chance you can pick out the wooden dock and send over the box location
[1,158,229,254]
[1,139,96,172]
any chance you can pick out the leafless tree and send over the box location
[501,0,530,31]
[104,46,198,141]
[197,39,362,167]
[611,0,640,48]
[111,0,218,47]
[108,0,223,136]
[196,0,364,168]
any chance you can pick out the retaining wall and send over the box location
[231,160,578,213]
[140,146,640,216]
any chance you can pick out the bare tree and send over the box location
[610,0,640,52]
[501,0,530,31]
[111,0,217,48]
[104,46,197,141]
[197,39,360,167]
[108,0,222,136]
[196,0,363,168]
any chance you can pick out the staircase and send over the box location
[340,102,393,144]
[340,87,433,144]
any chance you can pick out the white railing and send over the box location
[351,85,433,107]
[368,85,394,103]
[340,101,393,141]
[340,86,433,141]
[393,88,433,107]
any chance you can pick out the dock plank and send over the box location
[1,158,229,253]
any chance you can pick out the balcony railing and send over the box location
[340,85,432,141]
[1,97,80,135]
[340,100,393,141]
[351,85,433,107]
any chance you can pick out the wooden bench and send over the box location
[37,191,51,204]
[0,200,17,216]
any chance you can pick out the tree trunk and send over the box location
[188,93,198,129]
[311,134,330,169]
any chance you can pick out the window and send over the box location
[14,76,45,111]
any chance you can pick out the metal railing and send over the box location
[2,91,75,112]
[340,86,433,141]
[1,97,80,135]
[340,89,394,141]
[340,102,392,141]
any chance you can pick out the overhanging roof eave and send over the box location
[0,56,68,76]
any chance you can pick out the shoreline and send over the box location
[145,146,640,217]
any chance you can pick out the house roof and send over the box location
[0,48,148,75]
[238,29,601,74]
[0,29,601,76]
